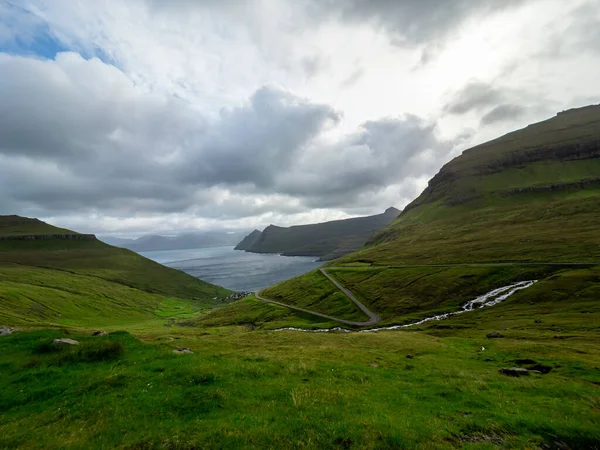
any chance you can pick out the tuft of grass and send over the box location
[58,341,124,363]
[33,340,60,354]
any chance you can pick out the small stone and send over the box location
[52,338,79,346]
[498,367,530,377]
[535,318,542,324]
[406,354,414,359]
[173,347,193,355]
[486,331,504,339]
[92,331,108,336]
[370,363,378,368]
[0,326,19,336]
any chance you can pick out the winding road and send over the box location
[255,268,381,326]
[255,262,598,327]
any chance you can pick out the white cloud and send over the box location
[0,0,599,235]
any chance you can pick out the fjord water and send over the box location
[140,246,321,292]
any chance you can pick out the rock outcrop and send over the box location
[53,338,80,346]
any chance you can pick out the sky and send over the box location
[1,0,599,237]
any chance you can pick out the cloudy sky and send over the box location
[1,0,599,236]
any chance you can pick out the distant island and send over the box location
[235,207,400,260]
[101,230,248,252]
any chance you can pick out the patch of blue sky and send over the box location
[0,4,117,67]
[0,26,68,60]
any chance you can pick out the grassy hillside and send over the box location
[335,105,600,266]
[237,207,400,260]
[183,295,339,330]
[259,105,600,329]
[0,216,231,328]
[0,215,74,236]
[259,270,369,322]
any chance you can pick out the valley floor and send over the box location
[1,262,599,449]
[1,304,599,449]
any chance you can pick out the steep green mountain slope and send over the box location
[0,216,231,327]
[336,105,600,266]
[237,207,400,260]
[260,105,600,325]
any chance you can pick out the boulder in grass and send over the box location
[0,326,19,336]
[486,331,504,339]
[92,331,108,336]
[499,367,530,377]
[173,347,193,355]
[52,338,79,346]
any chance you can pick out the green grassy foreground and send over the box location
[1,321,599,449]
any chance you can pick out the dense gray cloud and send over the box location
[0,53,336,216]
[0,52,443,223]
[443,81,550,127]
[312,0,531,45]
[444,82,505,115]
[180,86,341,187]
[1,0,599,234]
[481,104,527,126]
[276,115,451,209]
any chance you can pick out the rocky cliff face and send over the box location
[234,208,400,258]
[234,230,262,251]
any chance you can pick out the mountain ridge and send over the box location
[0,215,231,327]
[262,104,600,327]
[101,230,248,252]
[235,207,400,260]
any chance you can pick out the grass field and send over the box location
[1,317,599,449]
[259,270,369,322]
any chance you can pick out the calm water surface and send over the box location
[140,246,321,292]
